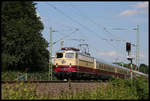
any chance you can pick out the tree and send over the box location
[139,64,149,74]
[2,1,49,72]
[113,62,137,70]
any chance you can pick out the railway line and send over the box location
[1,80,107,84]
[2,80,108,97]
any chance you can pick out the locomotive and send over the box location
[53,47,148,80]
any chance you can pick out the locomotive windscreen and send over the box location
[56,53,63,58]
[65,53,74,58]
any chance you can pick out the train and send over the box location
[53,47,148,80]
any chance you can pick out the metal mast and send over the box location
[49,27,53,80]
[136,24,140,71]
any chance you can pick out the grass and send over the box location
[2,78,149,100]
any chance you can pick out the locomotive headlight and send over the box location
[56,63,58,67]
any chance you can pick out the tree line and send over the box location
[113,62,149,74]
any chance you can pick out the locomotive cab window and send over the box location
[65,53,74,58]
[56,53,63,58]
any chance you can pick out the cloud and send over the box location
[131,2,148,9]
[119,9,137,16]
[98,51,146,64]
[98,50,146,58]
[134,53,145,58]
[119,2,148,16]
[99,51,118,57]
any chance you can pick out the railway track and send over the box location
[1,80,106,84]
[2,80,108,97]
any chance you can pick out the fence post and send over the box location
[25,73,27,81]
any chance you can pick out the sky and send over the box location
[34,1,149,65]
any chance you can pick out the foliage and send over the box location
[2,71,58,81]
[139,64,149,74]
[2,82,38,99]
[59,79,138,100]
[1,1,49,72]
[2,78,149,100]
[2,71,19,81]
[133,77,149,99]
[111,78,149,100]
[113,62,149,74]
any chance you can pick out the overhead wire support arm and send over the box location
[104,27,126,42]
[68,4,127,56]
[68,4,126,44]
[112,25,140,71]
[46,3,125,58]
[52,28,79,45]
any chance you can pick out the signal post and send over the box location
[127,56,133,81]
[126,42,133,81]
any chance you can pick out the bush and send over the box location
[2,78,149,100]
[111,78,149,100]
[2,82,37,99]
[133,77,149,100]
[2,71,19,80]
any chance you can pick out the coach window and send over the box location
[56,53,63,58]
[65,53,74,58]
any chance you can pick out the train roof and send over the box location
[56,49,93,57]
[95,58,148,76]
[95,58,130,71]
[95,58,119,66]
[61,47,80,51]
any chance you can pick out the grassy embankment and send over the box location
[2,75,149,100]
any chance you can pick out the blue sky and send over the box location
[34,1,149,65]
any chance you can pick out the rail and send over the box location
[1,80,105,84]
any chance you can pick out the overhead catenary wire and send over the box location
[68,3,127,43]
[45,3,130,63]
[46,3,124,53]
[65,3,127,54]
[103,27,127,42]
[52,28,79,45]
[68,4,129,60]
[66,4,130,61]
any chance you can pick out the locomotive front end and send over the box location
[53,49,78,80]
